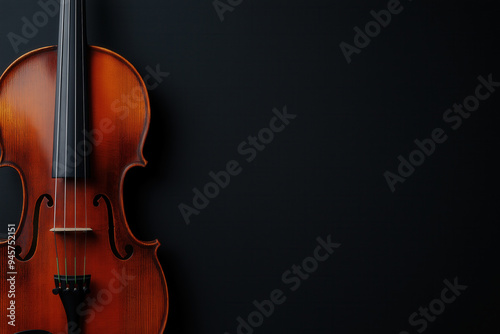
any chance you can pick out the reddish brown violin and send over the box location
[0,1,168,333]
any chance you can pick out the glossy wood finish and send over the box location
[0,46,168,333]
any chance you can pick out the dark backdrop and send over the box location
[1,0,499,333]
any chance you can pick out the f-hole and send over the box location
[15,194,51,261]
[93,194,133,260]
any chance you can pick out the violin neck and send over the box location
[52,0,90,178]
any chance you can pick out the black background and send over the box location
[1,0,499,333]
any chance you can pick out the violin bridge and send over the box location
[50,228,93,232]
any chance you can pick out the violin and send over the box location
[0,1,168,333]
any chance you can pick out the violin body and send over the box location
[0,41,168,334]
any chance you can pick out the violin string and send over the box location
[53,0,66,285]
[82,0,89,284]
[63,0,70,286]
[74,0,78,284]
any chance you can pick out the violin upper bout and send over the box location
[86,46,150,172]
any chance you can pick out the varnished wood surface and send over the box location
[0,46,168,333]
